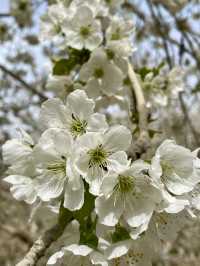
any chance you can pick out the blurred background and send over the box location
[0,0,200,265]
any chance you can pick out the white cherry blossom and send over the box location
[95,160,162,229]
[75,126,132,195]
[40,89,108,137]
[62,6,103,51]
[79,48,124,99]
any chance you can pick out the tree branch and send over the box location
[128,61,150,158]
[0,64,47,101]
[179,92,200,146]
[0,13,11,17]
[16,207,73,266]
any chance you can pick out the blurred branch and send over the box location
[16,207,73,266]
[122,2,146,21]
[179,92,200,146]
[0,14,11,17]
[0,64,47,101]
[147,0,173,69]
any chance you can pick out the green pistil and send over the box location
[47,160,66,174]
[113,175,135,196]
[106,49,115,60]
[88,145,108,170]
[111,28,121,41]
[80,26,90,38]
[94,68,104,79]
[70,115,87,137]
[54,24,61,34]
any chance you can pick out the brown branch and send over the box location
[122,2,146,21]
[16,207,73,266]
[179,92,200,146]
[0,64,47,101]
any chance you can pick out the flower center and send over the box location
[88,145,108,170]
[111,28,121,41]
[80,26,90,38]
[106,49,115,60]
[70,114,87,137]
[47,159,66,174]
[94,68,104,79]
[113,175,135,197]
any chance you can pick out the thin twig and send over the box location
[0,64,47,101]
[179,92,200,146]
[0,14,11,17]
[16,207,73,266]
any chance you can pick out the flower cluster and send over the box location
[3,0,200,265]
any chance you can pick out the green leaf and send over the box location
[53,48,90,75]
[111,225,130,243]
[137,62,165,81]
[53,59,71,75]
[79,215,98,249]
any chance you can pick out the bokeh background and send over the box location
[1,0,200,265]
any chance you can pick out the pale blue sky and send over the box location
[0,0,9,13]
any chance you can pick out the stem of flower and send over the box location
[128,61,150,158]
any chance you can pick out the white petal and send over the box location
[87,113,108,133]
[47,250,65,265]
[165,198,189,213]
[4,175,37,204]
[102,63,124,95]
[39,98,69,129]
[65,244,93,256]
[100,174,118,198]
[95,196,123,226]
[64,179,84,211]
[165,172,195,195]
[36,173,65,201]
[105,240,131,260]
[90,251,108,266]
[124,196,154,228]
[34,128,73,165]
[85,78,102,99]
[103,125,132,152]
[67,89,95,121]
[107,151,130,172]
[3,139,32,165]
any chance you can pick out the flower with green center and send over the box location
[149,139,199,196]
[80,48,124,98]
[62,6,103,51]
[80,26,90,38]
[70,115,88,137]
[75,125,132,196]
[39,89,108,138]
[47,159,66,174]
[33,128,84,211]
[94,68,104,79]
[113,175,135,199]
[95,160,162,230]
[88,145,108,170]
[111,28,121,41]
